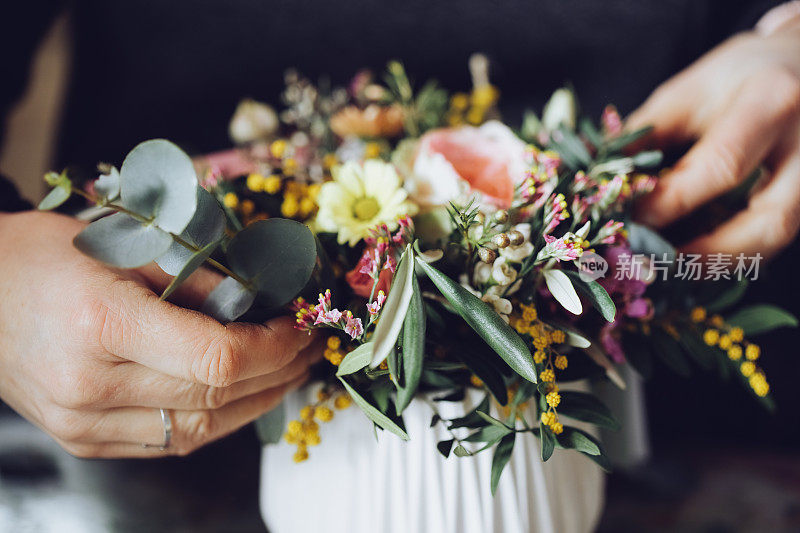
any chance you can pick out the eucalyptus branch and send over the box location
[73,188,252,288]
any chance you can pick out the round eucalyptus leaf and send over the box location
[119,139,198,234]
[38,185,71,211]
[156,186,225,276]
[226,219,317,308]
[201,276,257,323]
[160,240,220,301]
[94,167,120,201]
[74,212,172,268]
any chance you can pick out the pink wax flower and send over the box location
[601,105,623,137]
[367,290,387,316]
[346,250,393,298]
[344,312,364,340]
[405,121,528,208]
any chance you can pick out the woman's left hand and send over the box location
[627,21,800,258]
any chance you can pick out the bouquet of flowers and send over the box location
[41,58,797,494]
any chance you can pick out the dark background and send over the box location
[2,1,799,531]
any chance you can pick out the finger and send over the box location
[93,336,323,410]
[58,374,307,456]
[682,148,800,259]
[625,75,696,148]
[136,262,223,309]
[97,281,315,387]
[636,71,800,228]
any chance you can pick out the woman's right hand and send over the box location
[0,210,318,457]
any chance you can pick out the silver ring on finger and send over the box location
[142,408,172,451]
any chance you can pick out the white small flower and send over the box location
[542,88,577,132]
[459,274,482,298]
[575,221,591,240]
[513,223,532,242]
[229,99,278,144]
[468,224,484,241]
[481,290,513,322]
[473,262,493,284]
[492,256,517,286]
[500,241,534,262]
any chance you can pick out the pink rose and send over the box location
[405,121,527,209]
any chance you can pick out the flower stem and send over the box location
[73,188,253,289]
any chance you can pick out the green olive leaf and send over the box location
[396,275,425,414]
[416,259,537,383]
[370,245,415,368]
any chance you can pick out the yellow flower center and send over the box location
[353,196,380,221]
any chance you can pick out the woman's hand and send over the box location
[628,23,800,258]
[0,211,318,458]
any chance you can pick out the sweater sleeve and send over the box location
[0,1,64,212]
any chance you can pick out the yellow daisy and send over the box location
[315,160,417,246]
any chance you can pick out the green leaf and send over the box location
[201,276,256,322]
[557,427,601,456]
[417,259,537,383]
[464,424,511,443]
[705,280,749,313]
[339,378,409,441]
[543,269,582,315]
[521,110,542,141]
[396,275,425,414]
[631,150,663,168]
[476,411,511,429]
[453,444,471,457]
[726,305,799,335]
[540,426,555,461]
[564,271,615,322]
[387,346,400,383]
[454,344,508,405]
[336,342,374,376]
[160,240,220,300]
[652,328,692,377]
[557,391,620,430]
[579,118,604,148]
[119,139,198,234]
[226,219,317,308]
[254,403,285,444]
[550,127,591,169]
[38,185,71,211]
[74,213,172,268]
[604,126,652,153]
[156,187,225,276]
[371,245,415,368]
[448,395,491,429]
[490,432,516,495]
[437,438,454,458]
